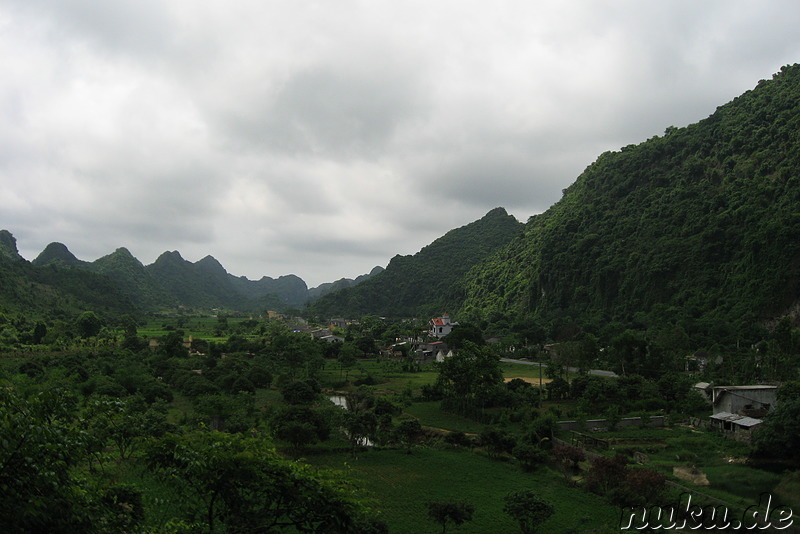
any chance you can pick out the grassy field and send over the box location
[402,401,486,434]
[317,360,440,397]
[306,446,620,533]
[137,316,257,342]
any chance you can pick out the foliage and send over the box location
[585,453,629,496]
[144,431,382,533]
[457,64,800,354]
[309,207,523,318]
[434,342,503,400]
[426,500,475,534]
[502,490,554,534]
[442,323,486,349]
[393,418,423,453]
[0,385,139,533]
[281,379,322,404]
[753,399,800,462]
[512,443,547,471]
[479,426,517,457]
[270,404,334,453]
[552,443,586,482]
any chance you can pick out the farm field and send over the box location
[305,446,621,533]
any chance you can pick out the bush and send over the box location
[443,431,473,448]
[512,443,548,471]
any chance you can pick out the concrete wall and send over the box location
[556,415,665,432]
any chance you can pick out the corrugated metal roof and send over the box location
[709,412,762,427]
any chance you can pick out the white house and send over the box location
[429,314,457,339]
[711,385,778,415]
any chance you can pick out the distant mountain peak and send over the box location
[154,250,186,264]
[196,255,224,267]
[94,247,144,268]
[32,241,82,266]
[0,230,23,261]
[484,207,510,218]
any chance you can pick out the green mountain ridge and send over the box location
[308,207,525,318]
[4,238,384,316]
[454,64,800,346]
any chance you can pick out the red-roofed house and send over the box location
[429,313,457,339]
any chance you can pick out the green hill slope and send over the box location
[91,248,176,309]
[456,64,800,346]
[0,232,136,319]
[308,207,524,318]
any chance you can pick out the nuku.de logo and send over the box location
[620,493,794,531]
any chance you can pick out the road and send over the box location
[500,358,618,377]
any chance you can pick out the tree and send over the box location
[585,454,629,496]
[434,342,503,399]
[479,426,517,458]
[337,342,360,380]
[393,418,423,454]
[442,323,485,349]
[0,386,111,532]
[85,395,168,459]
[552,443,586,483]
[426,500,475,534]
[545,376,570,401]
[342,410,377,456]
[503,490,554,534]
[753,399,800,462]
[31,321,47,344]
[512,443,547,471]
[270,405,334,455]
[620,468,667,506]
[145,431,382,533]
[76,311,103,339]
[281,379,321,405]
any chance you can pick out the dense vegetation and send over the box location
[457,65,800,350]
[3,313,797,533]
[308,207,523,319]
[0,231,136,318]
[0,231,383,316]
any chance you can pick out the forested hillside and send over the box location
[308,208,524,319]
[456,64,800,347]
[0,232,136,318]
[6,235,383,316]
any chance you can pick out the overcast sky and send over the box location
[2,1,799,287]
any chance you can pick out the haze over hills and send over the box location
[0,235,383,316]
[3,64,800,350]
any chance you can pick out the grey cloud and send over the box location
[12,0,177,59]
[211,57,432,160]
[3,0,800,287]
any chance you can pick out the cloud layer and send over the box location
[2,1,799,286]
